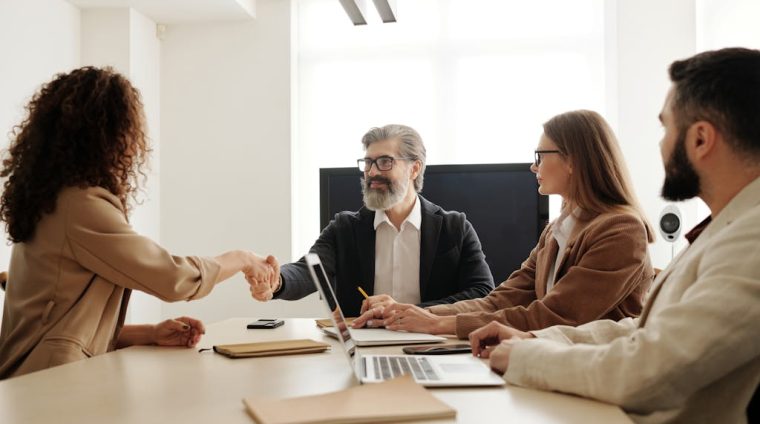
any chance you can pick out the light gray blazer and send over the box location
[504,176,760,424]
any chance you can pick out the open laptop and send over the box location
[306,253,505,387]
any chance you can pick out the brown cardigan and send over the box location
[428,210,654,338]
[0,187,221,379]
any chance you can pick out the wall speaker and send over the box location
[659,204,682,242]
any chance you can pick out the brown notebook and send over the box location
[243,375,456,424]
[212,339,330,358]
[315,318,356,328]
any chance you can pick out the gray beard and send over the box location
[361,177,409,211]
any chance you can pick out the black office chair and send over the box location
[749,384,759,423]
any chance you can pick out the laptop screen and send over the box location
[306,253,356,358]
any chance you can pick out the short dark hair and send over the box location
[668,47,760,159]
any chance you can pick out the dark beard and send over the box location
[661,131,701,201]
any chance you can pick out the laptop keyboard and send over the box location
[371,356,440,381]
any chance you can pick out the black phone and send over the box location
[402,344,472,355]
[247,319,285,329]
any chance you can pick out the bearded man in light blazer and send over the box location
[469,47,760,424]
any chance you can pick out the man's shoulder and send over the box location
[420,196,465,221]
[326,208,372,228]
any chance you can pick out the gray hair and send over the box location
[361,124,427,192]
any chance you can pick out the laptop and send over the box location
[305,253,505,387]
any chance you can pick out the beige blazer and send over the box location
[428,210,654,338]
[0,187,222,379]
[505,177,760,424]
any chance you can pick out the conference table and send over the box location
[0,318,632,423]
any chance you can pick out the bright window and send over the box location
[293,0,606,255]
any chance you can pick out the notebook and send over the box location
[212,339,330,358]
[243,375,456,424]
[305,253,505,387]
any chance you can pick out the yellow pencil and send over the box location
[357,286,370,299]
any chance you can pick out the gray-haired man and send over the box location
[249,124,494,317]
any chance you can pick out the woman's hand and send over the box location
[152,316,206,348]
[379,304,456,335]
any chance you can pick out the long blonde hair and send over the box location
[543,110,654,242]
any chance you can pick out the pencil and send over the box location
[357,286,370,299]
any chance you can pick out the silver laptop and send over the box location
[305,253,505,387]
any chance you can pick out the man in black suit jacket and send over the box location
[248,124,493,317]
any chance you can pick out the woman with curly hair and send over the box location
[0,67,276,379]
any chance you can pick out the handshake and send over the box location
[239,252,282,301]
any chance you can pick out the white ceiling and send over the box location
[67,0,256,24]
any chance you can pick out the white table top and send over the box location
[0,318,632,424]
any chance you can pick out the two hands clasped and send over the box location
[124,252,281,351]
[352,298,535,374]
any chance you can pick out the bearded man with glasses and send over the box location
[247,124,494,317]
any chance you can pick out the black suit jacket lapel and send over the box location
[353,208,377,295]
[418,197,442,299]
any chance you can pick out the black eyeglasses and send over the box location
[357,155,414,172]
[534,150,562,167]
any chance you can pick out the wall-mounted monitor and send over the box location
[320,163,549,283]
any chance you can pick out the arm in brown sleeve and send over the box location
[451,214,650,338]
[427,225,547,316]
[64,188,222,302]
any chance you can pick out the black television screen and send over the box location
[319,163,549,283]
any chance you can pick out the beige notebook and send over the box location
[213,339,330,358]
[315,317,356,328]
[243,375,456,424]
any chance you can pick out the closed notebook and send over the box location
[213,339,330,358]
[243,375,456,424]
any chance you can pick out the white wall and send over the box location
[607,0,701,270]
[0,0,81,326]
[80,7,163,324]
[159,0,319,322]
[697,0,760,51]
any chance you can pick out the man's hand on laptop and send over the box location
[468,321,534,373]
[360,294,398,314]
[352,305,388,328]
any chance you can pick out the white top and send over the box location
[545,209,577,293]
[373,195,422,304]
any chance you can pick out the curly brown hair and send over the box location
[0,66,150,243]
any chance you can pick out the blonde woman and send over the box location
[354,110,655,338]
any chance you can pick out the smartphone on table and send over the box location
[402,344,472,355]
[247,319,285,329]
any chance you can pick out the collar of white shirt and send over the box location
[373,195,422,232]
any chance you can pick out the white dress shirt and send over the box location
[373,196,422,304]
